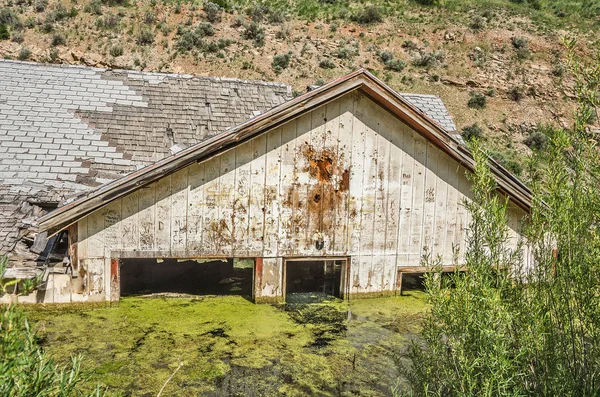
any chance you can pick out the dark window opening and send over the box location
[119,258,254,297]
[400,272,426,292]
[285,260,343,301]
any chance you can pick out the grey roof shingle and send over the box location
[0,60,456,258]
[400,93,457,132]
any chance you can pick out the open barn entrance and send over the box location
[119,258,254,297]
[284,259,345,303]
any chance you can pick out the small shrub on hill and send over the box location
[51,33,65,46]
[411,49,445,68]
[462,123,483,142]
[0,24,8,40]
[509,86,524,101]
[319,58,336,69]
[11,30,23,43]
[18,46,31,60]
[524,130,548,150]
[468,91,487,109]
[242,21,265,47]
[272,52,291,74]
[351,6,383,24]
[109,44,123,57]
[136,28,154,45]
[204,1,221,22]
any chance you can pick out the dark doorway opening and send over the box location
[119,258,254,297]
[399,272,426,292]
[285,260,344,302]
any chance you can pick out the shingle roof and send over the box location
[0,60,290,255]
[0,61,457,259]
[400,93,457,132]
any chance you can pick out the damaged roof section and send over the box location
[0,60,291,257]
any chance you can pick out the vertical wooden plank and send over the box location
[218,149,236,256]
[306,104,327,256]
[138,183,156,251]
[121,190,139,251]
[154,175,172,253]
[455,166,470,264]
[333,94,353,254]
[422,142,438,256]
[321,99,340,254]
[170,168,189,253]
[232,142,253,256]
[87,208,105,258]
[202,156,221,255]
[187,161,205,252]
[294,113,312,255]
[383,112,402,257]
[77,217,88,263]
[103,200,122,254]
[374,125,390,255]
[264,127,282,257]
[278,120,298,256]
[357,96,378,258]
[433,147,449,257]
[443,160,460,263]
[409,132,426,266]
[248,133,267,256]
[348,92,366,257]
[397,125,415,256]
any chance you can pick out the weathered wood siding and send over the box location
[74,90,529,300]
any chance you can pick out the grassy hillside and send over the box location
[1,0,598,178]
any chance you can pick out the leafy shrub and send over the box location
[552,63,565,77]
[379,50,405,71]
[272,52,291,74]
[143,11,155,24]
[34,0,47,12]
[511,36,530,60]
[490,149,523,175]
[18,46,31,60]
[402,40,418,50]
[411,49,445,68]
[335,42,359,59]
[413,0,440,4]
[176,22,217,52]
[0,23,8,40]
[204,1,221,22]
[51,33,65,46]
[196,21,215,36]
[351,5,383,24]
[0,9,19,26]
[109,44,123,56]
[136,28,154,45]
[470,14,485,30]
[509,86,524,101]
[49,48,58,62]
[379,50,394,63]
[242,21,265,46]
[84,0,102,15]
[99,12,119,28]
[248,4,285,24]
[461,123,483,142]
[468,91,487,109]
[319,58,336,69]
[524,130,548,150]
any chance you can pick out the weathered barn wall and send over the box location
[36,90,528,303]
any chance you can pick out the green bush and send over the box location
[143,11,155,24]
[319,58,336,69]
[411,50,445,68]
[109,44,123,57]
[248,4,285,24]
[467,91,487,109]
[34,0,47,12]
[11,31,23,43]
[0,24,8,40]
[385,58,405,72]
[51,33,65,46]
[17,47,31,60]
[242,21,265,46]
[351,5,383,24]
[509,86,524,101]
[524,129,549,150]
[412,0,440,5]
[84,0,102,15]
[272,52,291,74]
[470,14,485,30]
[461,123,483,141]
[204,1,221,22]
[136,28,154,45]
[379,50,394,63]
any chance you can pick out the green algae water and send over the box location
[26,292,426,396]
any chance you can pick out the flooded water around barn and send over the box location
[27,292,426,396]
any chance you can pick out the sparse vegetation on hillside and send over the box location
[0,0,597,177]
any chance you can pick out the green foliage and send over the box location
[17,47,31,60]
[143,11,155,24]
[319,57,336,69]
[136,28,154,45]
[412,0,440,5]
[242,21,265,47]
[109,44,123,57]
[509,86,524,101]
[523,128,549,151]
[461,123,483,142]
[0,257,104,396]
[512,36,530,60]
[350,5,383,24]
[0,24,8,40]
[203,1,221,23]
[11,31,23,43]
[401,42,600,397]
[470,14,485,30]
[272,52,291,74]
[467,91,487,109]
[247,4,285,24]
[51,33,66,47]
[411,50,445,68]
[379,50,406,72]
[0,9,19,26]
[34,0,48,12]
[84,0,102,15]
[176,23,217,52]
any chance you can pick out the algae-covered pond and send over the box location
[26,292,426,396]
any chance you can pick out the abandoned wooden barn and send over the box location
[1,61,532,303]
[25,68,532,304]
